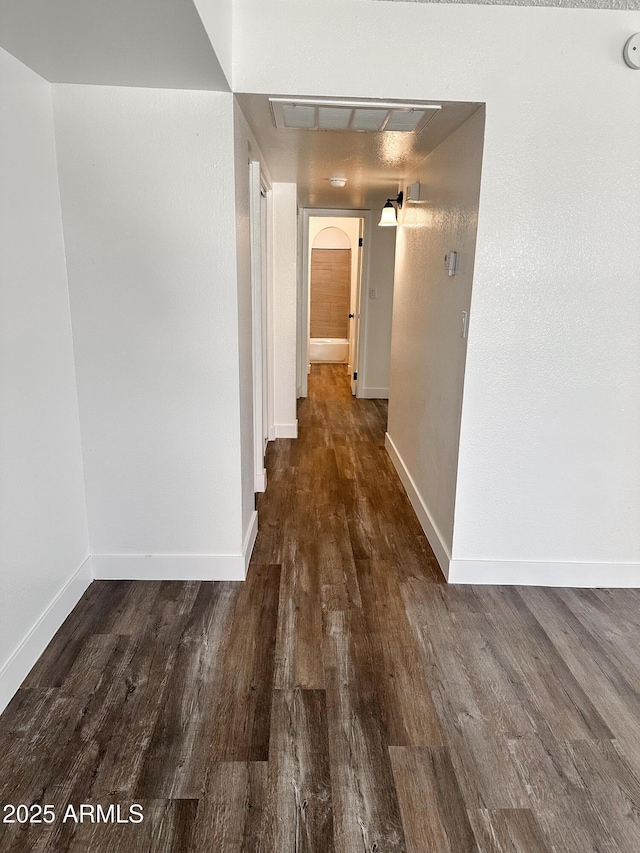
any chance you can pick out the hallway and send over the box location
[2,365,640,851]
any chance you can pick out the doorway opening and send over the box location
[298,209,370,399]
[309,218,362,396]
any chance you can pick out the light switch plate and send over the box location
[444,252,457,276]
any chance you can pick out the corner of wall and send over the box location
[0,556,93,716]
[385,432,450,580]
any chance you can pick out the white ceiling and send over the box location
[0,0,229,90]
[235,94,483,209]
[374,0,637,7]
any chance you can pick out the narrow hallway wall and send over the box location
[387,109,485,572]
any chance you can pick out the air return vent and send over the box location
[270,98,441,133]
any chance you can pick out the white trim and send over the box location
[275,421,298,439]
[243,510,259,572]
[265,186,276,445]
[249,159,266,498]
[93,555,247,582]
[297,209,306,398]
[448,559,640,587]
[360,387,389,399]
[385,432,451,579]
[255,469,267,492]
[0,555,93,715]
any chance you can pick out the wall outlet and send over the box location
[369,288,377,299]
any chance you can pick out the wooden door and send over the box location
[310,249,351,339]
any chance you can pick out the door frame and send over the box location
[249,158,273,492]
[298,208,372,399]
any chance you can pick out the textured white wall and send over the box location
[0,50,90,709]
[53,85,245,565]
[272,183,299,436]
[234,0,640,582]
[387,109,485,558]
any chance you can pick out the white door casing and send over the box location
[298,208,371,399]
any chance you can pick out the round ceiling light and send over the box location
[329,177,347,187]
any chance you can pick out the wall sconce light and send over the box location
[378,191,403,227]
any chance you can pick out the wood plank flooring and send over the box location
[2,363,640,851]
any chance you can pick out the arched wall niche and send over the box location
[312,226,351,250]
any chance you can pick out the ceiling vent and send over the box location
[270,98,441,133]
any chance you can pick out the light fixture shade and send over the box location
[378,201,397,227]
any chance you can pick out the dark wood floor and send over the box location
[2,364,640,851]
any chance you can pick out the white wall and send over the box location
[0,49,91,712]
[360,222,396,398]
[193,0,233,87]
[271,183,299,437]
[234,0,640,585]
[387,109,485,566]
[53,84,250,580]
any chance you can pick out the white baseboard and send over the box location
[359,387,389,399]
[385,432,451,579]
[275,421,298,439]
[243,510,259,572]
[0,555,93,715]
[92,555,246,581]
[255,468,267,493]
[93,512,259,583]
[448,559,640,587]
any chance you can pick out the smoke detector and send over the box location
[623,34,640,69]
[329,177,347,187]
